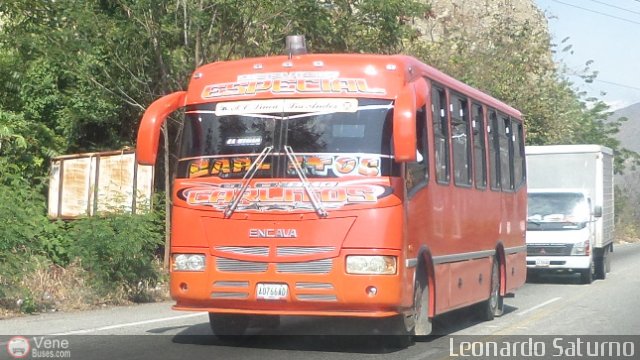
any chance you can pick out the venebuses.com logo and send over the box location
[6,336,30,358]
[5,336,71,359]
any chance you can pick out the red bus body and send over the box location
[136,51,527,336]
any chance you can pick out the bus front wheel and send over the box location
[412,271,432,339]
[209,313,250,338]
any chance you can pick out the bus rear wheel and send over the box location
[478,258,503,321]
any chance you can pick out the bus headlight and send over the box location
[346,255,397,275]
[173,254,206,271]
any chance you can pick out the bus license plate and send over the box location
[535,259,550,267]
[256,283,288,300]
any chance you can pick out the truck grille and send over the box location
[527,244,573,256]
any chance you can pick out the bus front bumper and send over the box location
[169,251,411,318]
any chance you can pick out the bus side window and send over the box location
[488,109,501,191]
[431,85,450,184]
[512,119,525,189]
[472,103,487,189]
[406,105,429,193]
[499,114,514,191]
[451,94,471,187]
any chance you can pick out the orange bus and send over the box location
[136,36,527,343]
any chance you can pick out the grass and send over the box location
[0,259,169,319]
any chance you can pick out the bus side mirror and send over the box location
[393,85,417,162]
[593,205,603,218]
[136,91,187,165]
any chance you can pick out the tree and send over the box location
[407,3,636,172]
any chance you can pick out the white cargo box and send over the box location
[525,145,614,248]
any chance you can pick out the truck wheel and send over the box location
[580,260,594,284]
[209,313,250,338]
[478,258,504,321]
[595,259,605,280]
[595,247,609,280]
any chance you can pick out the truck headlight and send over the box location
[571,240,590,256]
[346,255,397,275]
[173,254,206,271]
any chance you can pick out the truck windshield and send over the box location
[527,192,590,231]
[177,98,395,179]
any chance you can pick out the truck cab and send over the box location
[526,189,602,284]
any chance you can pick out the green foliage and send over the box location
[408,6,636,173]
[0,178,49,310]
[0,180,49,266]
[66,212,165,296]
[39,221,73,266]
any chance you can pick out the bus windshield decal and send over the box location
[178,181,392,212]
[215,98,359,116]
[185,153,385,179]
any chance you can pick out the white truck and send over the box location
[525,145,614,284]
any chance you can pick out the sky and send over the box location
[535,0,640,110]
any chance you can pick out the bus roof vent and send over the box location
[285,35,307,58]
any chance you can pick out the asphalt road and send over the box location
[2,243,639,360]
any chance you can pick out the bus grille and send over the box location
[215,246,335,257]
[527,244,573,256]
[214,258,334,274]
[296,294,337,302]
[295,282,334,290]
[276,259,333,274]
[210,292,249,299]
[215,246,269,256]
[276,247,335,256]
[216,258,268,273]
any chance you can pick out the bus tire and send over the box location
[383,315,415,349]
[478,257,503,321]
[209,313,250,338]
[412,270,432,340]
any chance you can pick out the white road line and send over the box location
[50,312,208,335]
[517,297,562,316]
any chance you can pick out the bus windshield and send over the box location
[527,192,590,231]
[177,98,395,179]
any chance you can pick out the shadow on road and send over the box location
[526,272,590,285]
[168,302,520,354]
[171,318,432,353]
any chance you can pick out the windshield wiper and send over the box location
[284,145,328,218]
[224,146,273,218]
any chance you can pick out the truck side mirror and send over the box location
[393,84,417,162]
[593,205,603,218]
[136,91,187,165]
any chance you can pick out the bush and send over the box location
[0,180,50,307]
[66,212,165,298]
[0,171,167,313]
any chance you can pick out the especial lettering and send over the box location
[202,78,386,99]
